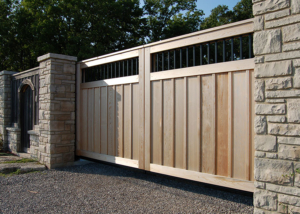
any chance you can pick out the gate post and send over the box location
[0,71,18,151]
[37,53,77,168]
[253,0,300,213]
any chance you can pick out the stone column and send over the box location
[253,0,300,213]
[0,71,18,151]
[37,53,77,168]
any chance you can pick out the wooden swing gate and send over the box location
[76,19,255,192]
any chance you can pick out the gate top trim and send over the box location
[13,67,39,80]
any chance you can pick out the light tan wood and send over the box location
[150,59,254,81]
[174,78,185,169]
[88,89,94,152]
[250,70,255,181]
[94,88,101,153]
[138,48,145,169]
[148,20,253,53]
[107,86,115,156]
[233,71,248,180]
[123,84,132,159]
[187,76,200,172]
[81,89,88,151]
[144,47,151,171]
[81,50,139,69]
[216,73,229,177]
[183,77,187,170]
[132,83,140,160]
[201,75,215,174]
[115,85,124,157]
[78,150,139,168]
[100,87,108,154]
[151,80,162,165]
[81,75,139,89]
[163,79,174,167]
[245,70,250,180]
[150,164,254,192]
[228,72,233,178]
[76,64,81,151]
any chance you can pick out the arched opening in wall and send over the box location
[19,84,34,153]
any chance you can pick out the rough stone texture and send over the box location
[278,136,300,145]
[266,89,300,98]
[265,77,292,90]
[278,194,300,207]
[38,53,77,169]
[255,104,286,115]
[266,183,300,196]
[267,116,286,123]
[292,0,300,14]
[254,190,277,211]
[254,29,282,55]
[255,181,266,189]
[266,99,285,103]
[288,100,300,123]
[254,16,265,31]
[282,23,300,42]
[265,8,290,21]
[255,61,292,77]
[255,158,293,185]
[266,14,300,29]
[255,56,265,64]
[28,129,39,160]
[266,153,278,158]
[255,135,277,151]
[295,59,300,67]
[269,123,300,136]
[256,151,266,158]
[253,0,290,15]
[255,79,265,101]
[255,116,267,134]
[6,128,21,153]
[278,144,300,160]
[293,68,300,88]
[0,71,17,151]
[265,50,300,62]
[283,41,300,52]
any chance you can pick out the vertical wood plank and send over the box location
[216,73,229,177]
[132,83,140,160]
[228,72,233,178]
[145,47,151,170]
[100,87,108,155]
[124,84,132,159]
[183,77,187,170]
[88,89,94,152]
[174,78,184,169]
[115,85,124,157]
[81,89,88,151]
[163,79,174,167]
[250,69,255,181]
[139,48,145,169]
[151,80,162,165]
[187,76,200,172]
[107,86,115,156]
[201,75,215,174]
[76,64,81,151]
[233,71,247,180]
[245,70,251,181]
[94,88,100,153]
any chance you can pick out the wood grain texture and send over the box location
[132,83,140,160]
[124,84,132,159]
[107,86,115,156]
[81,89,88,151]
[216,73,229,177]
[250,70,255,181]
[94,88,101,153]
[87,89,94,152]
[115,85,123,157]
[100,87,108,155]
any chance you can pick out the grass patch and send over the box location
[3,158,36,164]
[0,169,42,177]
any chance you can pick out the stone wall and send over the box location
[6,127,21,153]
[37,53,77,168]
[0,71,17,151]
[29,125,40,159]
[253,0,300,213]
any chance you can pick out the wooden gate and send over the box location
[76,19,255,192]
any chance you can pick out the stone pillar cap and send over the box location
[37,53,77,62]
[0,70,18,75]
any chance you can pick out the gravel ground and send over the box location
[0,162,253,213]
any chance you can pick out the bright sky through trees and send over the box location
[139,0,240,17]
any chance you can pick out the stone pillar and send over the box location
[0,71,18,151]
[37,53,77,168]
[253,0,300,213]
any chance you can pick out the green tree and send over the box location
[143,0,204,42]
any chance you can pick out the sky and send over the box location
[139,0,241,17]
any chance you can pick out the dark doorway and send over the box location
[20,85,33,153]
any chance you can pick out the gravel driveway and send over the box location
[0,162,253,213]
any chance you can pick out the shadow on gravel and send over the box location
[55,160,253,207]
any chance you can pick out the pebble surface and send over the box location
[0,162,253,213]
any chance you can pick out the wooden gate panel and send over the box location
[132,83,140,160]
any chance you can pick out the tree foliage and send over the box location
[0,0,253,71]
